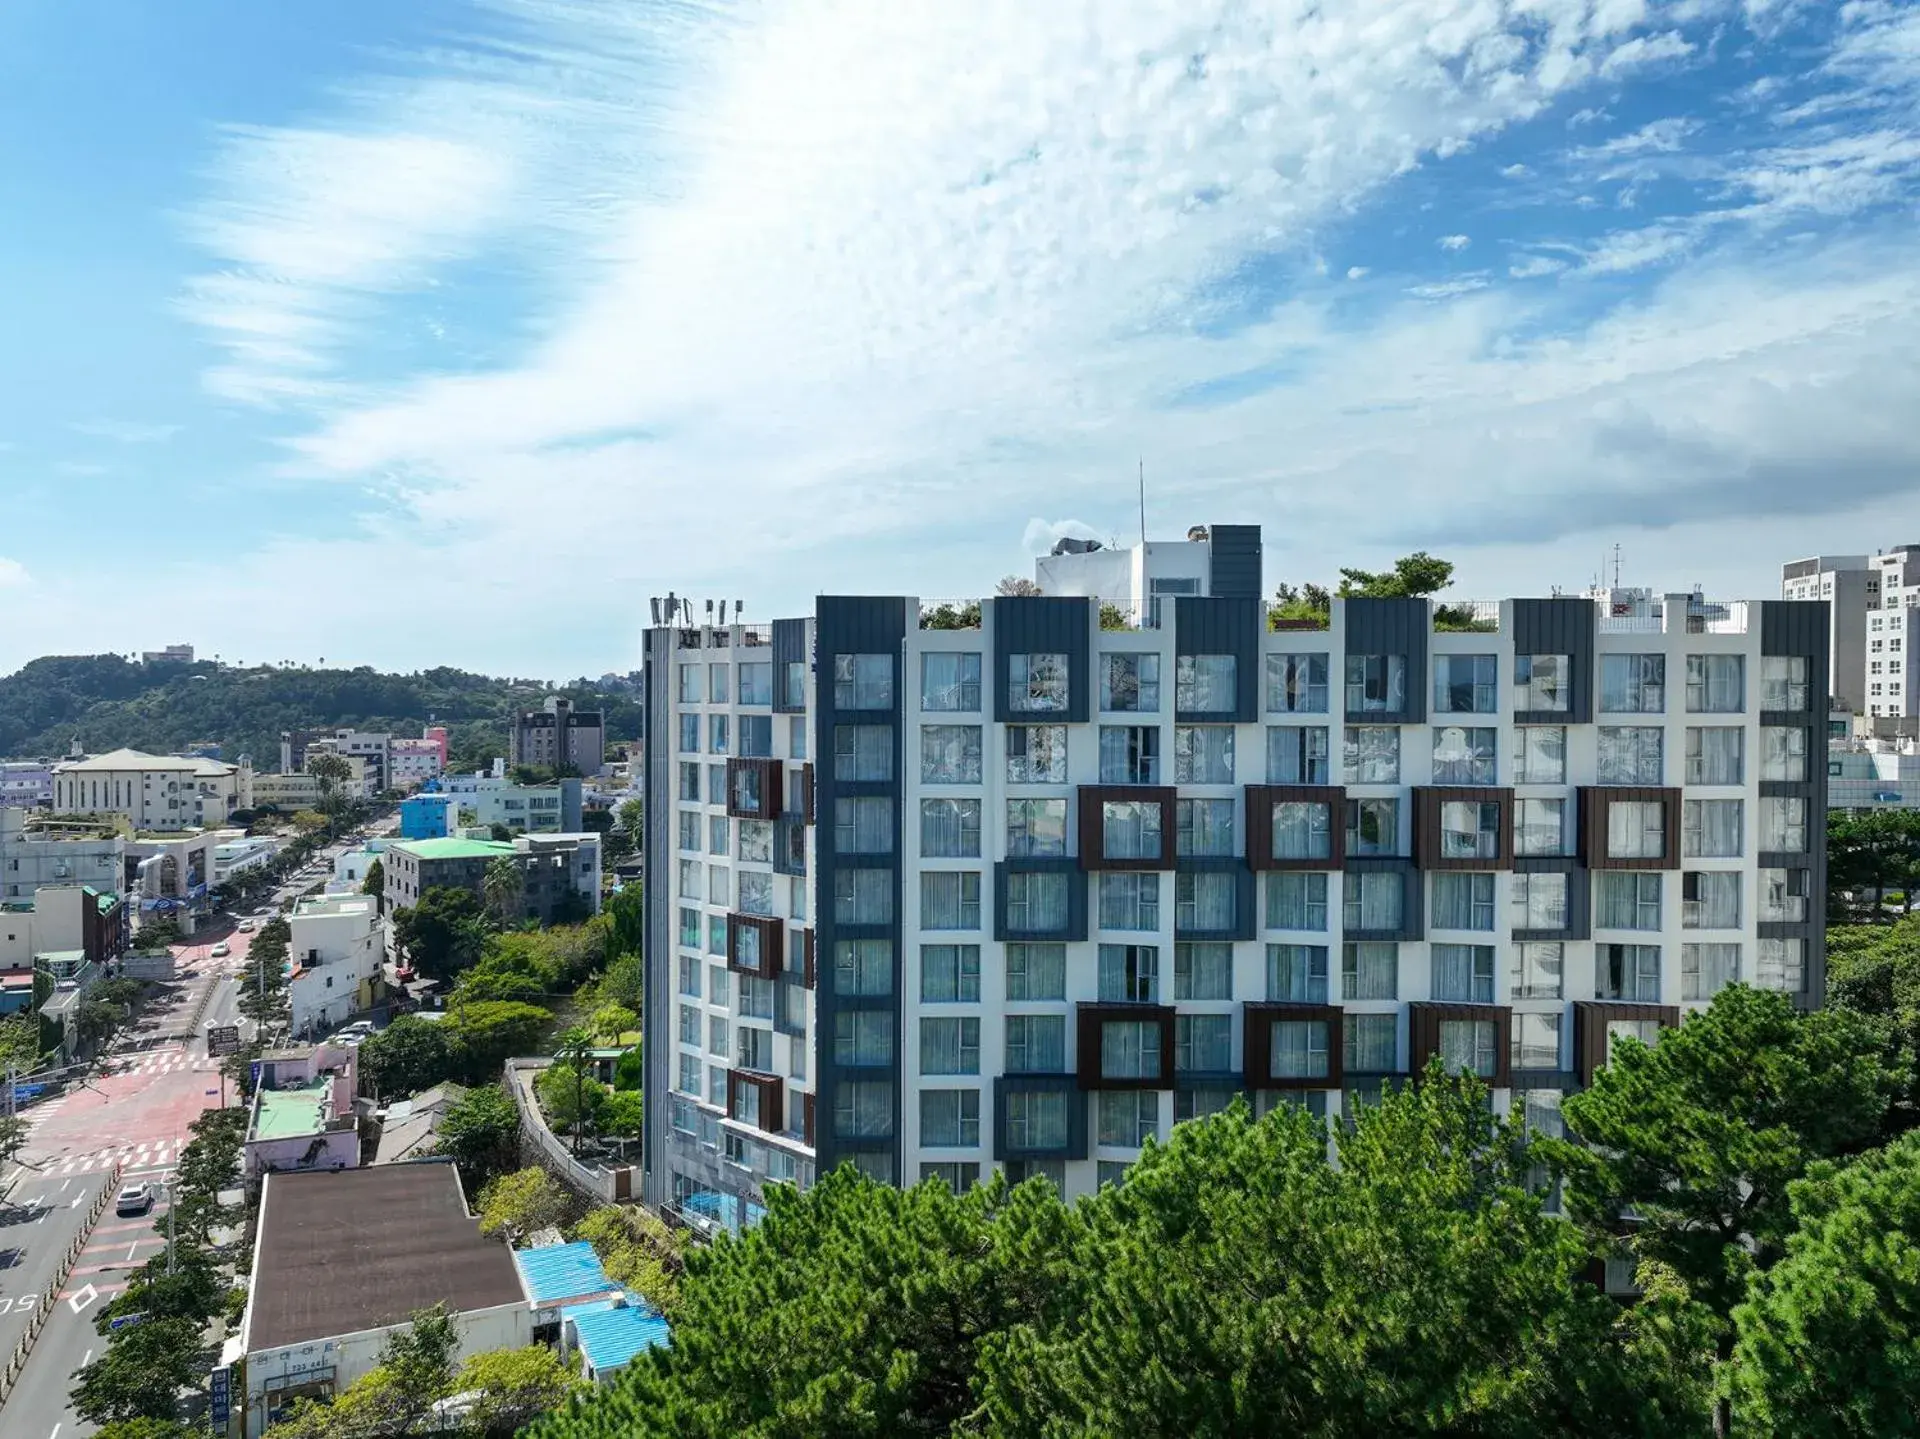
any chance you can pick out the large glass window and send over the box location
[1267,653,1329,713]
[739,662,772,706]
[1511,1013,1561,1070]
[1176,655,1236,713]
[1761,656,1811,712]
[1433,654,1497,713]
[834,869,893,924]
[782,660,807,709]
[919,1090,980,1147]
[1009,653,1069,713]
[1683,799,1743,858]
[1176,1013,1233,1073]
[737,871,774,916]
[834,797,894,854]
[1432,727,1496,783]
[1004,1089,1069,1147]
[1682,870,1741,929]
[834,724,893,781]
[1431,873,1496,931]
[1099,873,1161,930]
[921,871,981,929]
[1512,942,1563,1000]
[1346,798,1399,856]
[1760,797,1808,853]
[1005,871,1069,933]
[1343,726,1399,783]
[1100,1023,1164,1083]
[1346,654,1407,714]
[1760,726,1808,782]
[1756,938,1806,993]
[1174,726,1234,783]
[1598,943,1662,1001]
[1759,868,1809,923]
[1268,726,1331,784]
[1512,872,1568,931]
[1432,944,1496,1002]
[1102,800,1163,861]
[1607,799,1667,859]
[1006,726,1068,783]
[677,714,699,754]
[1600,654,1665,713]
[1344,1012,1398,1070]
[1005,798,1068,857]
[1270,1020,1330,1080]
[1005,1015,1066,1073]
[1513,726,1566,784]
[1101,654,1160,712]
[1343,872,1404,933]
[834,1011,893,1067]
[738,715,774,758]
[678,762,700,801]
[1344,868,1405,937]
[677,811,700,853]
[1098,725,1159,783]
[920,725,982,783]
[1272,801,1333,861]
[1684,726,1743,785]
[919,1018,981,1075]
[1268,943,1328,1002]
[708,663,730,704]
[921,653,981,712]
[1516,798,1566,856]
[834,653,893,710]
[1682,942,1741,1000]
[1266,872,1328,931]
[1098,1089,1160,1145]
[920,799,981,858]
[1097,943,1159,1001]
[1515,654,1571,712]
[1597,872,1662,930]
[1005,943,1066,1000]
[1176,799,1235,857]
[1174,941,1233,1000]
[834,1081,893,1139]
[1438,1019,1498,1078]
[1175,871,1235,931]
[920,944,981,1002]
[1685,654,1744,713]
[677,665,701,703]
[1439,800,1502,861]
[709,815,730,856]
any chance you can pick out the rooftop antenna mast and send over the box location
[1138,457,1147,550]
[1612,542,1622,588]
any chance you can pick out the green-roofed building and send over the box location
[383,833,601,926]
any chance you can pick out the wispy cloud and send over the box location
[1438,233,1472,250]
[1406,275,1492,299]
[1599,30,1696,77]
[69,420,181,444]
[0,558,30,589]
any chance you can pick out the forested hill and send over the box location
[0,655,642,772]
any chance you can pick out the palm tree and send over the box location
[481,857,525,929]
[556,1026,595,1157]
[306,753,354,839]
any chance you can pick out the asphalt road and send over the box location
[0,1172,112,1378]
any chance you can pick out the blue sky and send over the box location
[3,0,1919,679]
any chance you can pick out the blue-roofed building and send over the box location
[512,1241,620,1339]
[563,1296,670,1383]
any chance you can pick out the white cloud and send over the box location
[69,420,182,444]
[1509,255,1568,278]
[1574,116,1699,160]
[1599,30,1695,77]
[1438,233,1472,250]
[1406,275,1492,298]
[1500,162,1534,178]
[1346,266,1370,279]
[0,558,29,590]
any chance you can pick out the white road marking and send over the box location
[67,1283,96,1313]
[126,1242,138,1261]
[80,1347,91,1366]
[68,1193,84,1208]
[50,1424,62,1439]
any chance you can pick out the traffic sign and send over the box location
[206,1024,242,1057]
[108,1310,148,1331]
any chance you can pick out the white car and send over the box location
[237,919,255,932]
[210,942,230,958]
[116,1184,153,1216]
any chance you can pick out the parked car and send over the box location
[210,942,230,958]
[334,1021,376,1045]
[116,1184,153,1216]
[237,919,255,932]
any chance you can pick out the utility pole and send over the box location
[166,1179,176,1274]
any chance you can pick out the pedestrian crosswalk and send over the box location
[47,1141,181,1175]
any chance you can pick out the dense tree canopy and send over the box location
[1828,808,1920,923]
[390,886,489,980]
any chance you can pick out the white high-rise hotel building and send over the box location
[640,526,1830,1225]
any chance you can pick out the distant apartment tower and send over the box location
[640,528,1829,1229]
[1865,546,1920,724]
[1781,555,1876,715]
[0,761,54,808]
[141,644,195,665]
[282,729,393,791]
[510,697,606,777]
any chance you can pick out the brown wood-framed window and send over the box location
[1245,785,1346,871]
[1075,1003,1175,1090]
[1412,787,1514,870]
[727,1069,784,1134]
[1409,1002,1513,1088]
[727,912,782,979]
[1578,787,1681,871]
[1076,786,1176,870]
[1572,1001,1681,1087]
[726,758,782,820]
[1243,1002,1343,1090]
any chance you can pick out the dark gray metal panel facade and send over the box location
[991,597,1092,723]
[1510,856,1591,941]
[992,858,1089,942]
[1510,598,1596,724]
[772,618,809,714]
[1173,857,1257,940]
[639,627,676,1207]
[1759,599,1831,1008]
[812,596,909,1179]
[1173,597,1261,722]
[992,1073,1088,1162]
[1206,524,1263,600]
[1342,598,1429,724]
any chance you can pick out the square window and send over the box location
[834,654,893,710]
[1007,726,1068,783]
[1342,871,1403,933]
[1272,801,1333,861]
[1006,798,1068,857]
[1097,1088,1160,1145]
[1346,798,1399,856]
[1431,872,1495,931]
[1685,654,1744,713]
[1098,725,1160,784]
[1433,654,1498,714]
[1597,871,1663,929]
[1343,726,1399,784]
[1173,726,1234,783]
[921,725,983,783]
[1437,1019,1498,1078]
[1684,727,1744,785]
[1341,941,1398,1000]
[1267,726,1331,784]
[1005,1014,1067,1072]
[919,1089,981,1146]
[1345,654,1407,715]
[1515,654,1570,712]
[1267,943,1328,1002]
[1102,799,1165,861]
[1512,872,1568,931]
[919,1018,981,1075]
[1005,943,1066,1001]
[1099,1024,1164,1083]
[1176,655,1237,713]
[1512,942,1563,1000]
[1267,653,1330,713]
[1597,943,1662,1001]
[1174,941,1233,1000]
[1176,1013,1233,1072]
[1682,942,1741,1000]
[1175,871,1236,932]
[1176,798,1235,857]
[920,943,981,1002]
[1004,871,1070,933]
[921,799,981,858]
[1269,1019,1330,1080]
[834,724,893,782]
[1761,656,1810,711]
[1439,800,1503,861]
[1099,872,1160,930]
[1430,944,1496,1003]
[1600,654,1665,713]
[1098,943,1159,1001]
[1516,798,1566,857]
[922,653,982,711]
[1265,872,1328,931]
[921,871,982,929]
[834,797,894,855]
[1432,727,1496,784]
[1009,653,1069,713]
[1101,654,1161,713]
[1513,727,1566,784]
[1606,800,1667,860]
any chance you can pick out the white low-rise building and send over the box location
[215,835,279,882]
[52,748,248,831]
[287,894,382,1038]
